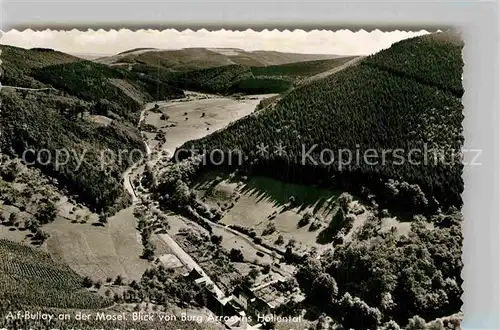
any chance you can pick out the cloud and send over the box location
[0,29,430,56]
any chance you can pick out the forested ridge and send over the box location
[177,32,464,214]
[1,44,185,124]
[132,63,294,95]
[34,61,184,123]
[0,89,143,213]
[0,45,177,212]
[362,33,464,97]
[0,45,80,89]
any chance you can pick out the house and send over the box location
[231,285,274,317]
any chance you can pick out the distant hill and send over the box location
[118,47,158,55]
[177,32,464,214]
[96,47,342,70]
[232,49,342,66]
[97,48,235,71]
[0,45,80,88]
[128,56,359,96]
[70,53,112,60]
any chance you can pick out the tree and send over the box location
[82,276,93,288]
[299,211,313,227]
[336,292,382,330]
[34,228,49,243]
[8,212,18,225]
[248,268,260,281]
[380,320,401,330]
[36,201,57,224]
[114,275,124,286]
[287,238,297,248]
[210,234,223,245]
[94,280,102,289]
[427,320,445,330]
[338,192,353,212]
[95,99,111,116]
[406,316,426,330]
[296,258,323,291]
[142,243,155,261]
[311,273,338,304]
[230,248,244,262]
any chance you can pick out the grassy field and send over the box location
[0,156,150,283]
[192,171,414,257]
[142,93,276,172]
[44,206,149,282]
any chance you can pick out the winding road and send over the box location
[123,93,304,286]
[122,96,231,300]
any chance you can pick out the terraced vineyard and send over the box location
[0,239,111,309]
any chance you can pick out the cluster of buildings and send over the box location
[185,268,300,329]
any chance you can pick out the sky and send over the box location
[0,29,430,56]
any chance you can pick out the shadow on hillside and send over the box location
[192,170,341,217]
[316,212,344,245]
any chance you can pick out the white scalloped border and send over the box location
[1,28,438,33]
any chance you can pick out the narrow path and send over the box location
[1,85,57,92]
[301,56,365,84]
